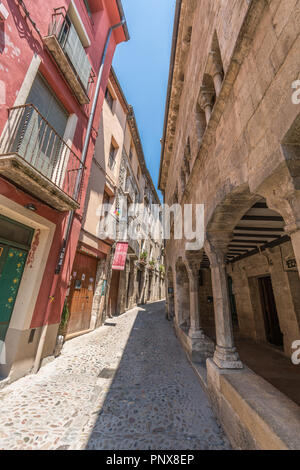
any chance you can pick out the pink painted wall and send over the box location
[0,0,127,327]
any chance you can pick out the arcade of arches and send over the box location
[160,0,300,449]
[165,194,300,449]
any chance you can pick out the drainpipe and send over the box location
[33,17,128,374]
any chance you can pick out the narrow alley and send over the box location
[0,301,229,450]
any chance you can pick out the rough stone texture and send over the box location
[0,301,229,451]
[160,0,300,451]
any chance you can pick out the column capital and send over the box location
[209,50,223,77]
[204,232,233,267]
[199,86,214,109]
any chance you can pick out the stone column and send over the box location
[210,51,223,96]
[187,262,215,361]
[205,236,243,369]
[200,87,214,124]
[188,269,204,338]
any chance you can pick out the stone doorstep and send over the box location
[207,358,300,450]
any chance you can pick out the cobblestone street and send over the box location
[0,301,230,450]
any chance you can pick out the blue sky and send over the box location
[113,0,176,198]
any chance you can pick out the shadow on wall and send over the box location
[85,300,225,450]
[7,0,42,56]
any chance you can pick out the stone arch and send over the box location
[281,111,300,190]
[206,183,261,236]
[206,183,300,361]
[175,258,191,328]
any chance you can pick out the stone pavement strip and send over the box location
[0,301,230,450]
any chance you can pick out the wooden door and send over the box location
[126,272,131,309]
[67,252,98,335]
[108,270,120,317]
[258,276,283,347]
[0,244,28,342]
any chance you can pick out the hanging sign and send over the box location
[112,242,129,271]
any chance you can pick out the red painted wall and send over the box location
[0,0,127,328]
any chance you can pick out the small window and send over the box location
[137,166,140,180]
[102,192,111,215]
[108,143,117,170]
[129,145,133,160]
[105,88,114,112]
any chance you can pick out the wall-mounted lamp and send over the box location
[24,203,37,212]
[0,2,9,22]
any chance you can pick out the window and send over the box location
[60,15,92,90]
[15,74,70,180]
[129,145,133,160]
[137,166,140,180]
[105,88,114,112]
[27,74,68,137]
[108,143,117,170]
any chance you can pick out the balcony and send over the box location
[43,7,92,105]
[0,105,84,211]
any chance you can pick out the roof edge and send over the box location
[158,0,182,192]
[116,0,130,41]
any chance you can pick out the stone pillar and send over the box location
[205,237,243,369]
[200,87,214,124]
[210,51,223,96]
[187,263,214,361]
[188,271,204,338]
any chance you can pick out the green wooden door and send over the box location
[0,244,28,342]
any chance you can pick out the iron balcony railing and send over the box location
[49,7,92,93]
[0,104,84,203]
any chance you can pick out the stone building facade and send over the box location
[159,0,300,450]
[65,68,165,339]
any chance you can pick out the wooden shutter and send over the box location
[64,22,92,91]
[26,74,68,138]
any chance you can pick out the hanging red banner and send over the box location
[112,242,129,271]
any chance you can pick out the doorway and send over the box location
[137,269,143,301]
[126,271,131,310]
[67,252,98,336]
[258,276,283,348]
[107,269,120,317]
[0,215,34,343]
